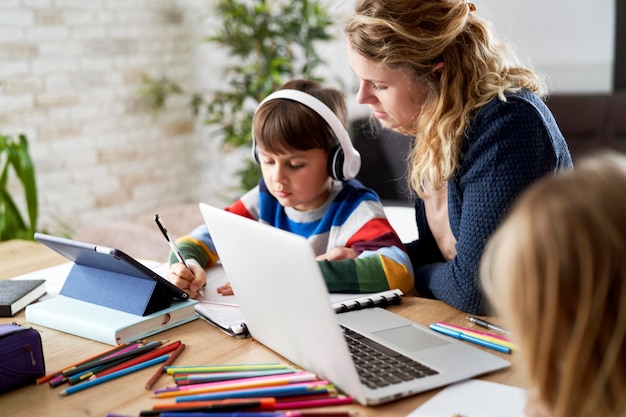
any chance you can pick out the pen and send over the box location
[155,214,192,270]
[466,316,511,335]
[429,323,511,354]
[155,214,204,297]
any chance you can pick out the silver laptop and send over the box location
[199,203,510,405]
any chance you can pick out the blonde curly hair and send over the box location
[345,0,545,197]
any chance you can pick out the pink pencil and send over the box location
[155,372,318,398]
[273,395,354,409]
[436,322,512,342]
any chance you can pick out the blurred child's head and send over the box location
[253,80,350,211]
[480,151,626,417]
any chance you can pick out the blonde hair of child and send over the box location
[480,152,626,417]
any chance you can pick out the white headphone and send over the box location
[252,89,361,181]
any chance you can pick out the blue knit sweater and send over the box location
[406,89,573,314]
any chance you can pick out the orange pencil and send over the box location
[92,341,181,379]
[145,342,186,390]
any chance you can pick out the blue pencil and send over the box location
[59,355,168,396]
[429,323,511,354]
[175,383,333,403]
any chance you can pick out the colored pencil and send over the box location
[145,342,186,390]
[93,341,181,379]
[273,395,353,409]
[437,322,514,343]
[174,369,298,384]
[166,363,292,375]
[39,342,133,385]
[62,340,163,377]
[429,323,511,354]
[174,382,334,403]
[159,413,354,417]
[154,372,318,398]
[435,322,517,350]
[58,355,168,396]
[151,398,277,411]
[67,355,134,385]
[138,399,276,416]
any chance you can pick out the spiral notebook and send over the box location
[195,265,403,338]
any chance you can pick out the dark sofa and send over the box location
[545,91,626,160]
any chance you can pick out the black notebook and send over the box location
[0,279,47,317]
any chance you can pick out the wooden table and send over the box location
[0,239,520,416]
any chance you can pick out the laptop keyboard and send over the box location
[342,326,439,389]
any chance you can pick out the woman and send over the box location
[344,0,572,313]
[480,152,626,417]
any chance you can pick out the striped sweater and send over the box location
[171,179,415,295]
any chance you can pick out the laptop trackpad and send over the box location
[372,325,451,352]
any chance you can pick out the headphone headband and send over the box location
[253,89,361,180]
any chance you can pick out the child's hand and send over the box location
[168,262,206,299]
[316,247,359,261]
[217,282,234,296]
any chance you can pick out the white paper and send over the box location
[407,379,527,417]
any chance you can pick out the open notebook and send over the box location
[195,265,403,338]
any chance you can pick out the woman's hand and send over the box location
[168,262,206,299]
[316,247,359,261]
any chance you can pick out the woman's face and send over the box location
[347,45,430,130]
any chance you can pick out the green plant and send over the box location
[141,0,335,190]
[0,133,38,241]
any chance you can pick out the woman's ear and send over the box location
[430,62,444,76]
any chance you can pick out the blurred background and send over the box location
[0,0,620,259]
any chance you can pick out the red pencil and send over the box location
[62,340,162,377]
[91,341,181,379]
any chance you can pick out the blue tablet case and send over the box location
[34,233,188,316]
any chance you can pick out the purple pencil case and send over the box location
[0,323,45,392]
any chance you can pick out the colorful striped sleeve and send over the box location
[318,197,415,295]
[318,246,414,295]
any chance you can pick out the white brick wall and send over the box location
[1,0,244,236]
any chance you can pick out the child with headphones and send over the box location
[167,79,415,299]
